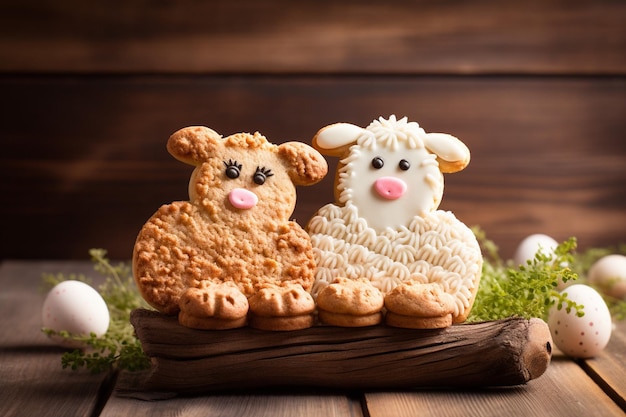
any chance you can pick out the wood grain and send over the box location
[0,261,111,417]
[363,334,626,417]
[103,388,364,417]
[130,309,552,393]
[1,0,624,74]
[1,1,625,261]
[578,320,626,410]
[1,76,624,260]
[364,356,626,417]
[2,261,626,417]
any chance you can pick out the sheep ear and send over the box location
[312,123,365,157]
[423,133,471,173]
[167,126,222,165]
[278,142,328,186]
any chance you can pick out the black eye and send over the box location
[253,166,273,185]
[399,159,410,171]
[224,159,242,179]
[371,157,384,169]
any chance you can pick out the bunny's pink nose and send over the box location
[228,188,258,209]
[374,176,407,200]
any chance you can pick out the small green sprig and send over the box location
[43,235,625,373]
[468,230,583,322]
[41,249,151,373]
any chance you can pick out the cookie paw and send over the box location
[248,285,315,331]
[316,277,384,327]
[178,283,249,330]
[384,282,456,329]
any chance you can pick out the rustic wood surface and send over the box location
[1,1,625,415]
[130,309,551,392]
[1,0,624,75]
[1,0,625,261]
[1,260,625,417]
[0,261,110,417]
[1,76,624,261]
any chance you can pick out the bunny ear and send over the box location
[278,142,328,186]
[312,123,365,157]
[423,133,471,173]
[167,126,222,165]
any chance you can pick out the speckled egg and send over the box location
[588,254,626,300]
[548,284,612,358]
[42,280,110,348]
[513,234,558,266]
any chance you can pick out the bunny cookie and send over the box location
[133,126,328,330]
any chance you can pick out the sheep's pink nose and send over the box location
[228,188,258,209]
[374,176,407,200]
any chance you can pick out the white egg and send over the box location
[588,254,626,300]
[42,280,110,348]
[513,234,558,266]
[548,284,612,358]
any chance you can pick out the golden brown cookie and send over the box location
[177,284,249,330]
[132,126,328,331]
[384,282,455,317]
[316,278,384,327]
[248,314,315,331]
[317,310,383,327]
[384,282,456,329]
[178,313,249,330]
[248,285,316,331]
[316,277,384,315]
[385,312,453,330]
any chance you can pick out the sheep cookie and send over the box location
[306,115,482,329]
[133,126,328,330]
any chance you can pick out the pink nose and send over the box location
[228,188,258,209]
[374,176,407,200]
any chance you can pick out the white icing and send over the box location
[314,116,471,233]
[308,116,481,320]
[334,117,445,232]
[340,143,442,232]
[308,204,482,319]
[423,132,469,162]
[315,123,367,151]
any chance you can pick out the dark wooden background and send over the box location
[1,0,625,261]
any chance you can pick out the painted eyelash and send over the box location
[253,166,274,185]
[223,159,242,179]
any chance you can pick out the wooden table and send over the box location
[2,260,625,417]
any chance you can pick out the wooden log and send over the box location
[130,309,552,393]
